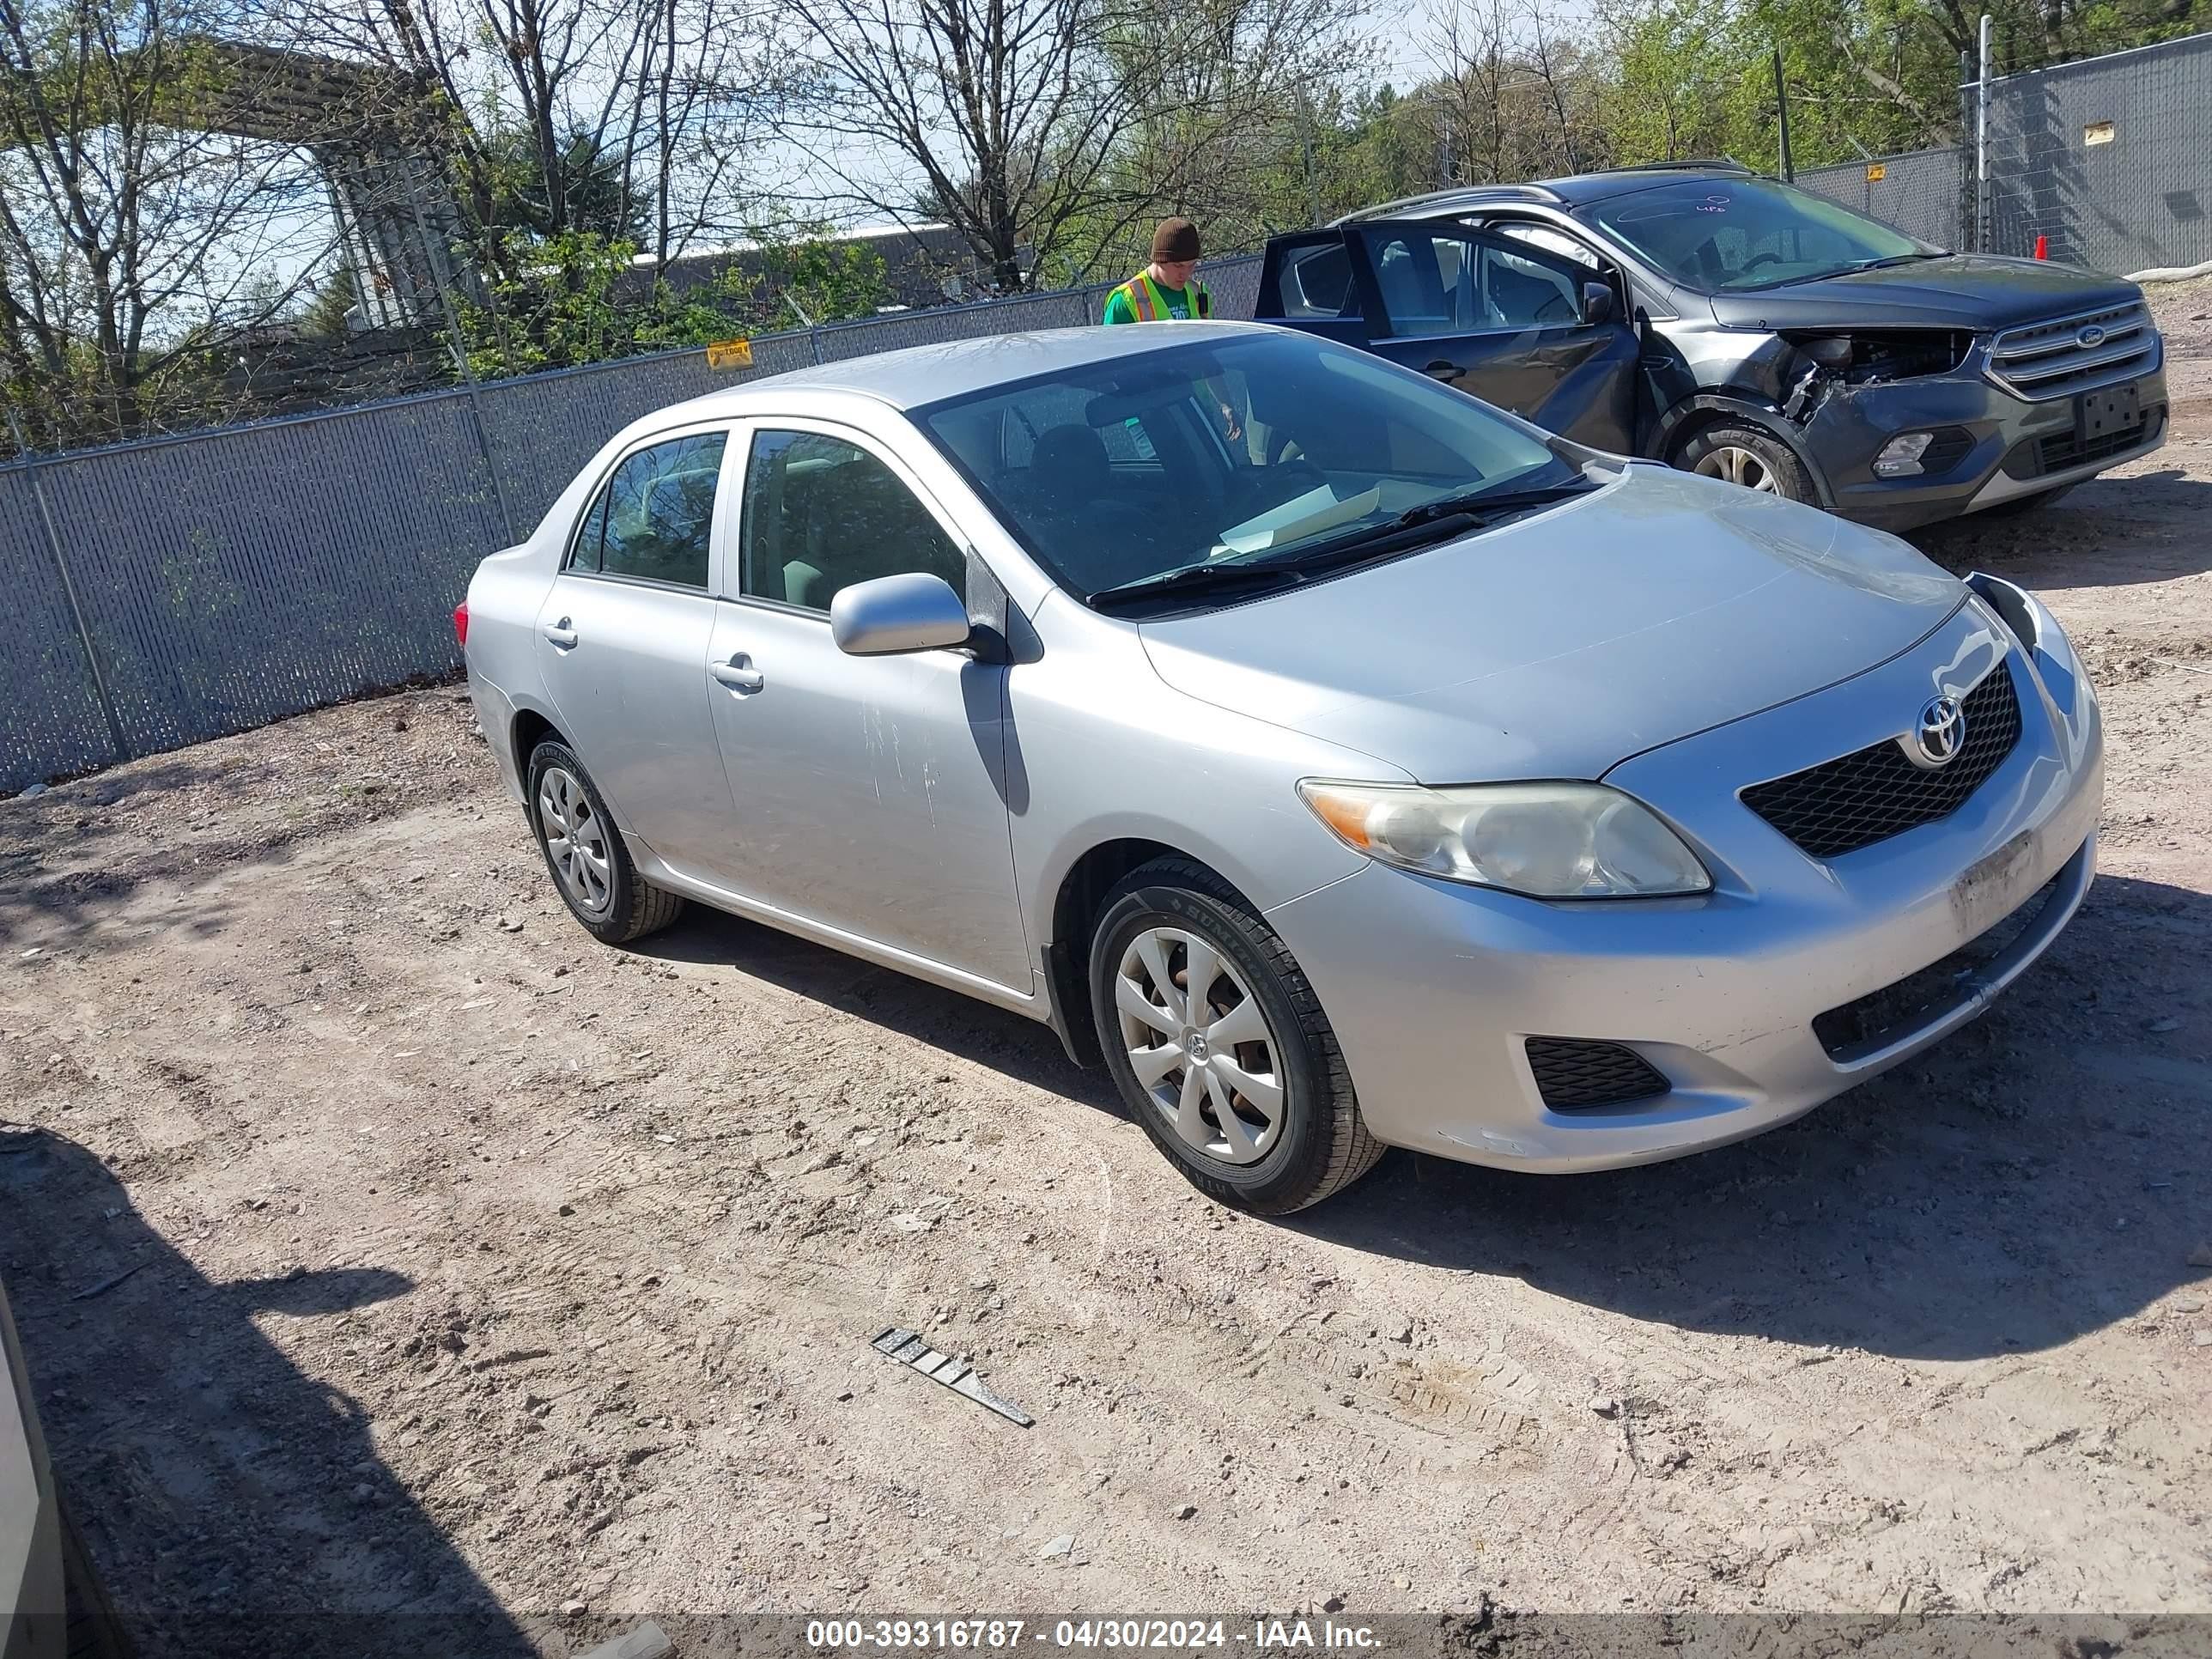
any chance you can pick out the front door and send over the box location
[699,421,1031,993]
[1260,222,1641,453]
[533,424,736,874]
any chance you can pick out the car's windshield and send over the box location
[1581,178,1936,292]
[914,332,1580,605]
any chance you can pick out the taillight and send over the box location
[453,601,470,648]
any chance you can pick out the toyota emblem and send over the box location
[1911,696,1966,768]
[2076,324,2107,349]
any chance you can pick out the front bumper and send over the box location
[1808,360,2167,532]
[1267,592,2103,1173]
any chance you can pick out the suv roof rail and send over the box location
[1331,181,1563,225]
[1587,156,1757,175]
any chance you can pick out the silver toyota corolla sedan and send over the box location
[459,321,2102,1213]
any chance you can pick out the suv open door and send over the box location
[1257,221,1640,453]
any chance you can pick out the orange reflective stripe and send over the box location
[1127,276,1159,320]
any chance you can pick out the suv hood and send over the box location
[1708,253,2142,332]
[1137,465,1962,782]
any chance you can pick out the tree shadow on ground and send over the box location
[641,873,2207,1364]
[0,1131,541,1658]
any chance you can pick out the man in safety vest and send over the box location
[1103,217,1212,325]
[1103,216,1239,438]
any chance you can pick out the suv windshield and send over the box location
[915,333,1583,606]
[1582,177,1936,292]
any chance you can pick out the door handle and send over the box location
[1422,361,1459,380]
[542,618,578,649]
[711,654,764,694]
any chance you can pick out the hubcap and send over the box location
[1692,445,1780,494]
[537,766,613,915]
[1115,927,1285,1166]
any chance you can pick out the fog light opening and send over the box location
[1874,431,1935,478]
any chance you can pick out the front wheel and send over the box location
[1087,859,1382,1214]
[1676,422,1816,504]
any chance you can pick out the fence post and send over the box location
[1976,13,1994,253]
[5,409,129,769]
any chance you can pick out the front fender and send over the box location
[1652,391,1837,506]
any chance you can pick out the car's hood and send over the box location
[1707,254,2142,332]
[1136,465,1963,782]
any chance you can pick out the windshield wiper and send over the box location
[1370,477,1598,533]
[1087,560,1310,611]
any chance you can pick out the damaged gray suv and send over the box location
[1259,164,2167,530]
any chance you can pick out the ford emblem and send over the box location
[2076,324,2107,348]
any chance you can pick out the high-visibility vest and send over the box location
[1111,270,1212,321]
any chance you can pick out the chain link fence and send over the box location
[1983,30,2212,274]
[0,255,1263,795]
[1796,147,1968,253]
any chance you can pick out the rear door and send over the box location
[1259,221,1640,453]
[532,424,737,876]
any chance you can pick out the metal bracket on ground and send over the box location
[871,1327,1034,1426]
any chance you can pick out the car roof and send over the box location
[1332,164,1762,223]
[658,319,1271,418]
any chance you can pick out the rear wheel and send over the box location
[526,740,684,945]
[1087,859,1382,1214]
[1676,422,1816,504]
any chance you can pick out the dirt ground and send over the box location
[3,283,2209,1657]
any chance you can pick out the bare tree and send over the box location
[0,0,339,442]
[787,0,1358,291]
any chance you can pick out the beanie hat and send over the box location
[1151,216,1202,264]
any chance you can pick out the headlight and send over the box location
[1297,780,1711,898]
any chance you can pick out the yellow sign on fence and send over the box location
[1865,162,1887,182]
[705,338,754,369]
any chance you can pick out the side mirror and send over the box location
[1580,282,1617,326]
[830,572,973,657]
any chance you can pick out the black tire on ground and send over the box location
[525,739,685,945]
[1086,858,1383,1215]
[1979,482,2076,517]
[1674,421,1818,504]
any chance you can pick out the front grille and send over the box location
[1984,301,2158,400]
[1526,1037,1669,1109]
[1812,873,2060,1061]
[1741,662,2022,860]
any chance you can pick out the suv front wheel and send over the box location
[1677,422,1816,504]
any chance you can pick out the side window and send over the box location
[575,433,726,587]
[739,430,967,612]
[1274,240,1353,319]
[1362,231,1462,335]
[1478,245,1581,328]
[1492,222,1604,272]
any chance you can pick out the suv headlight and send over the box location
[1297,780,1711,898]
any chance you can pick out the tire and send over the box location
[1087,859,1382,1214]
[525,739,685,945]
[1979,482,2075,518]
[1675,422,1816,504]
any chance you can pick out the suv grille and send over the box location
[1741,663,2022,860]
[1985,301,2157,400]
[1525,1037,1669,1109]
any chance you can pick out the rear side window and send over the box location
[568,432,726,587]
[1274,241,1353,319]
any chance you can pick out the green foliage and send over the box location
[453,231,892,379]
